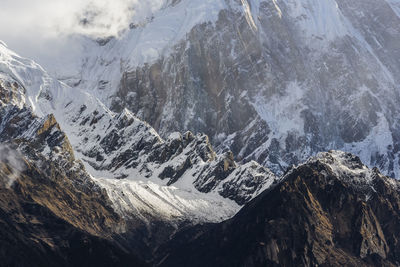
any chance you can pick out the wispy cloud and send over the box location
[0,144,25,188]
[0,0,167,61]
[0,0,166,38]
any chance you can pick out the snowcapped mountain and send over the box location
[1,0,400,265]
[36,0,400,178]
[0,41,278,229]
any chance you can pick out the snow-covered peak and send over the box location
[0,40,102,121]
[309,150,376,185]
[278,150,400,205]
[0,41,52,114]
[301,150,400,195]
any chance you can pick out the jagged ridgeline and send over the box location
[0,0,399,266]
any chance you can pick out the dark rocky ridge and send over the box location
[0,156,146,267]
[158,151,400,267]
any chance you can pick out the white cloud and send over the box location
[0,0,166,61]
[0,144,25,188]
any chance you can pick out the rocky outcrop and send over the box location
[158,151,400,267]
[0,76,26,107]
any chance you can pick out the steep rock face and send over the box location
[56,0,400,177]
[158,151,400,267]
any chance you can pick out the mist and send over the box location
[0,0,167,64]
[0,144,25,188]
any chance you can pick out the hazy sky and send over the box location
[0,0,166,61]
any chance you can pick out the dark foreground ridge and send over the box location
[0,151,147,267]
[157,151,400,267]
